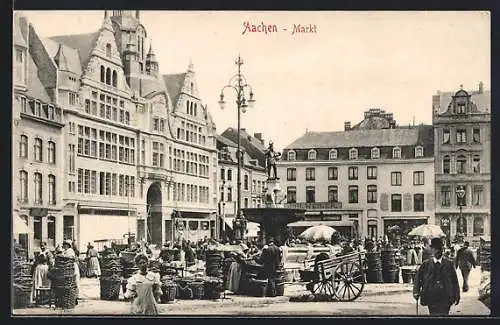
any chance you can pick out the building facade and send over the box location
[13,13,66,257]
[278,109,435,239]
[432,84,491,243]
[12,11,218,255]
[216,133,267,240]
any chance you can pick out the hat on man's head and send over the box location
[430,237,444,250]
[63,239,73,247]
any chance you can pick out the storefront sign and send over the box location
[322,215,342,221]
[29,208,48,217]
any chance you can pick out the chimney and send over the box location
[18,14,29,46]
[344,121,351,131]
[479,81,484,94]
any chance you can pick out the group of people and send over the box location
[30,240,81,305]
[412,237,477,316]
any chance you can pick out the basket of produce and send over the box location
[12,283,32,309]
[189,280,205,299]
[120,251,138,265]
[100,274,122,301]
[200,276,224,300]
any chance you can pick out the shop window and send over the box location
[391,194,402,212]
[63,215,75,240]
[367,220,377,239]
[306,186,315,203]
[287,186,296,203]
[473,217,484,236]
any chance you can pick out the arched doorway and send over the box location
[147,182,162,246]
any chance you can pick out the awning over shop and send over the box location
[381,216,429,220]
[13,216,31,234]
[288,220,354,227]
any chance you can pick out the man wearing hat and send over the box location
[259,237,282,297]
[413,237,460,315]
[455,241,476,292]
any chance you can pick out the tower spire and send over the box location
[188,57,194,72]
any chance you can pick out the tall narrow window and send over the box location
[391,194,402,212]
[48,141,56,164]
[47,216,56,247]
[34,216,42,247]
[106,67,111,85]
[34,172,42,204]
[34,138,43,161]
[19,171,28,202]
[348,167,358,180]
[106,43,112,57]
[456,155,467,174]
[287,168,297,181]
[443,156,451,174]
[48,175,56,205]
[112,70,117,87]
[414,194,424,212]
[19,135,28,158]
[441,186,451,207]
[367,185,377,203]
[100,65,105,82]
[456,129,467,143]
[413,171,424,185]
[367,166,377,180]
[348,185,358,203]
[328,185,338,203]
[328,167,338,180]
[391,172,402,186]
[306,186,315,203]
[473,155,481,173]
[473,185,483,206]
[473,128,481,143]
[443,129,450,144]
[305,168,315,181]
[244,175,249,190]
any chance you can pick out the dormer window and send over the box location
[287,150,296,161]
[349,148,358,160]
[329,149,337,160]
[48,105,55,120]
[371,147,380,159]
[20,96,27,113]
[415,146,424,158]
[393,147,401,159]
[308,149,317,160]
[35,101,41,116]
[456,103,466,114]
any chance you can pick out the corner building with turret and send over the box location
[12,11,218,257]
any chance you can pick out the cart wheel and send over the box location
[332,261,365,302]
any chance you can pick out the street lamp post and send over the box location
[456,185,466,240]
[218,55,256,241]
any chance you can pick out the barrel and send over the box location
[382,268,398,283]
[365,252,383,283]
[366,269,383,283]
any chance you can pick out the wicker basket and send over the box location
[59,286,77,309]
[120,251,138,265]
[12,286,31,309]
[189,281,205,299]
[100,278,122,301]
[161,283,177,303]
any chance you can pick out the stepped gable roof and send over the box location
[436,89,491,114]
[13,14,27,48]
[221,128,266,167]
[49,32,99,72]
[26,52,52,103]
[162,73,187,107]
[284,126,432,150]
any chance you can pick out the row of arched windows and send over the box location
[100,65,118,87]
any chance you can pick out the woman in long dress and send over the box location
[31,254,51,303]
[123,254,162,315]
[61,240,80,305]
[86,244,101,278]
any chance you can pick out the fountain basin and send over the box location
[243,208,306,245]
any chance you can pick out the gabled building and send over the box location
[278,109,435,239]
[13,11,218,254]
[216,134,267,240]
[13,13,65,257]
[432,84,491,243]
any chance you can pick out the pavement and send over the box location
[12,267,488,316]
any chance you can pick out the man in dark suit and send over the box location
[455,241,476,292]
[413,237,460,315]
[260,237,282,297]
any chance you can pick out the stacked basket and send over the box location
[381,247,399,283]
[100,253,122,300]
[53,255,78,309]
[205,250,224,277]
[160,275,178,303]
[479,240,491,272]
[12,259,33,309]
[365,251,383,283]
[201,276,224,299]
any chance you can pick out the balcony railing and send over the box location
[284,201,342,210]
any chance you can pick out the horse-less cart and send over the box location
[299,251,366,302]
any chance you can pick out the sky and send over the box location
[18,11,490,150]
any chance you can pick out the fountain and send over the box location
[242,141,306,245]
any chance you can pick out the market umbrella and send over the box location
[299,225,337,242]
[408,224,445,238]
[13,216,31,234]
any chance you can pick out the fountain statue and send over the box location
[243,142,306,245]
